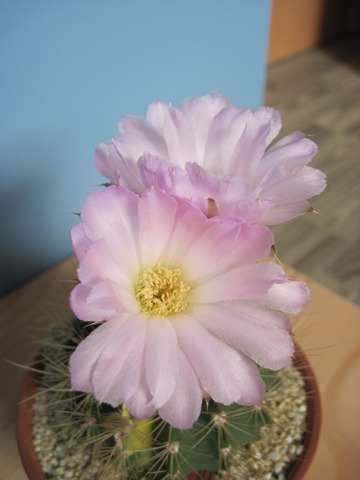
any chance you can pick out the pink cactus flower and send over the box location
[95,93,326,225]
[69,186,310,429]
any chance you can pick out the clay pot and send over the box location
[283,345,321,479]
[17,358,47,480]
[17,345,320,480]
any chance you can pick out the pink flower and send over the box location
[95,93,326,225]
[69,186,310,429]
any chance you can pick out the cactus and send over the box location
[31,317,307,480]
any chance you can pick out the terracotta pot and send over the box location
[283,345,321,480]
[17,345,320,480]
[17,358,47,480]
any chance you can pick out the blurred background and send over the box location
[1,0,359,304]
[266,0,360,305]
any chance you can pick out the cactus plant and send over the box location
[21,93,325,480]
[30,318,309,480]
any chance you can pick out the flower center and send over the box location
[135,265,190,316]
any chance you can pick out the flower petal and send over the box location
[195,302,294,370]
[258,166,327,203]
[70,223,91,260]
[94,94,326,226]
[158,348,202,429]
[80,186,140,276]
[261,131,317,174]
[191,263,285,303]
[77,239,125,286]
[70,315,132,393]
[94,142,144,192]
[233,356,265,406]
[257,200,310,225]
[181,220,273,285]
[144,317,179,408]
[137,187,179,267]
[203,106,250,175]
[119,114,168,159]
[180,93,230,161]
[173,315,264,405]
[70,282,117,322]
[125,373,157,419]
[184,162,252,217]
[158,102,198,167]
[91,315,147,406]
[230,107,281,178]
[262,280,311,314]
[137,153,188,192]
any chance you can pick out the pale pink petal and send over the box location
[88,279,139,315]
[232,300,293,330]
[260,132,317,174]
[262,280,311,314]
[258,166,327,202]
[203,107,250,174]
[94,142,144,192]
[137,153,187,192]
[180,220,273,284]
[173,316,265,405]
[161,103,198,167]
[143,99,199,167]
[91,315,148,406]
[158,348,202,429]
[70,283,117,322]
[77,239,124,286]
[194,302,294,370]
[190,263,286,303]
[229,107,281,178]
[144,317,179,408]
[180,93,230,161]
[162,208,209,267]
[94,94,326,226]
[70,315,132,392]
[70,223,91,260]
[94,143,121,186]
[80,186,140,275]
[258,200,310,225]
[184,162,252,217]
[81,186,137,243]
[259,107,282,146]
[146,100,168,131]
[177,220,241,281]
[125,373,157,419]
[233,356,266,406]
[137,188,179,266]
[119,114,168,159]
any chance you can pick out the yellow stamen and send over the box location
[134,264,190,316]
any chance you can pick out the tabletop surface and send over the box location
[1,257,359,479]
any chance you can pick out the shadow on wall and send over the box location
[0,143,74,295]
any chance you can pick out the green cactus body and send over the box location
[31,319,307,480]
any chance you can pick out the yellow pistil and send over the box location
[134,264,190,316]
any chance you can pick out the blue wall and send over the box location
[0,0,271,295]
